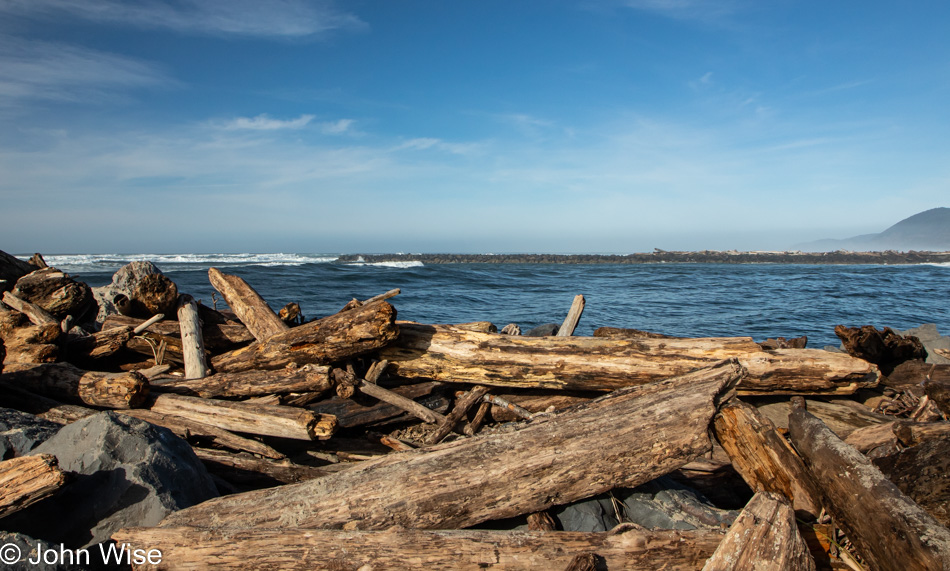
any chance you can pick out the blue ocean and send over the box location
[40,253,950,349]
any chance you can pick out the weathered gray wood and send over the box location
[380,323,879,394]
[177,295,210,380]
[556,294,585,336]
[148,393,336,441]
[789,402,950,570]
[159,361,741,530]
[113,526,726,570]
[208,267,288,342]
[702,491,816,571]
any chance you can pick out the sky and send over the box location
[0,1,948,254]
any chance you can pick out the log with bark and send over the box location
[208,267,288,342]
[0,380,97,424]
[712,399,822,519]
[0,454,68,518]
[701,491,816,571]
[128,273,179,318]
[113,526,726,571]
[788,401,950,570]
[0,322,60,364]
[147,394,336,441]
[380,324,879,394]
[212,300,399,373]
[835,324,927,375]
[0,249,34,289]
[2,362,149,409]
[157,360,742,530]
[152,364,332,399]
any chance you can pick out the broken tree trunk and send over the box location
[152,364,332,399]
[556,294,585,337]
[713,399,822,519]
[701,491,816,571]
[380,324,879,394]
[113,526,726,570]
[212,300,399,373]
[2,362,149,409]
[788,402,950,571]
[0,454,68,519]
[208,267,288,342]
[158,360,741,530]
[147,393,336,441]
[177,295,210,379]
[66,325,133,361]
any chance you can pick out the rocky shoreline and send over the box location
[337,250,950,265]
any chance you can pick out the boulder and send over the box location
[0,408,61,459]
[0,412,218,548]
[0,531,86,570]
[900,324,950,365]
[523,323,559,337]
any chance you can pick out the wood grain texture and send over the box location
[0,454,67,518]
[208,267,288,342]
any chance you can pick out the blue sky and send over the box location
[1,1,948,254]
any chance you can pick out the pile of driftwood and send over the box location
[2,249,950,570]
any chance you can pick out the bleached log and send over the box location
[148,393,336,441]
[380,324,879,394]
[702,491,816,571]
[208,267,288,342]
[177,295,209,379]
[158,361,741,530]
[113,526,725,570]
[556,294,585,336]
[0,454,68,518]
[788,401,950,570]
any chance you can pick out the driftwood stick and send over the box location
[114,526,725,570]
[357,380,446,425]
[194,448,344,486]
[483,394,536,420]
[177,295,210,380]
[701,491,816,571]
[148,393,337,441]
[788,401,950,570]
[556,294,585,337]
[426,385,490,444]
[712,399,822,518]
[132,313,165,334]
[2,290,58,325]
[208,267,288,342]
[0,454,68,519]
[158,360,742,531]
[364,288,401,304]
[465,400,492,435]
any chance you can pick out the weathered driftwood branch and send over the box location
[308,382,448,429]
[712,399,822,518]
[2,362,149,409]
[0,454,68,519]
[152,365,332,399]
[66,326,133,360]
[159,360,741,530]
[148,393,336,441]
[701,491,816,571]
[556,294,585,337]
[212,300,399,373]
[118,409,284,459]
[357,379,447,425]
[193,448,344,486]
[113,526,725,570]
[177,295,210,379]
[2,290,58,325]
[380,324,878,394]
[788,401,950,570]
[426,385,489,444]
[208,267,288,342]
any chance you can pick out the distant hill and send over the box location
[798,207,950,252]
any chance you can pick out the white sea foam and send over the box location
[36,253,337,272]
[346,260,425,268]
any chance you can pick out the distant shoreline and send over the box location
[337,251,950,265]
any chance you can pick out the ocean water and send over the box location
[38,253,950,349]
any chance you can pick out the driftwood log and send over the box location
[380,324,879,394]
[844,420,950,458]
[556,294,585,336]
[2,362,149,408]
[113,526,726,570]
[193,448,344,487]
[788,402,950,570]
[701,491,816,571]
[0,454,68,519]
[2,290,58,326]
[208,267,288,342]
[712,399,822,518]
[158,360,741,530]
[177,295,210,379]
[66,325,133,361]
[118,409,284,459]
[147,394,336,441]
[212,300,399,373]
[152,365,332,399]
[102,314,253,351]
[11,267,95,320]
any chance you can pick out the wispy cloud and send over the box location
[0,38,174,105]
[219,114,315,131]
[320,118,355,134]
[620,0,741,23]
[0,0,364,38]
[393,137,480,155]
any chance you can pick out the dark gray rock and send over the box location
[900,324,950,365]
[0,408,61,459]
[1,411,218,548]
[551,495,617,532]
[0,532,86,570]
[523,323,559,337]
